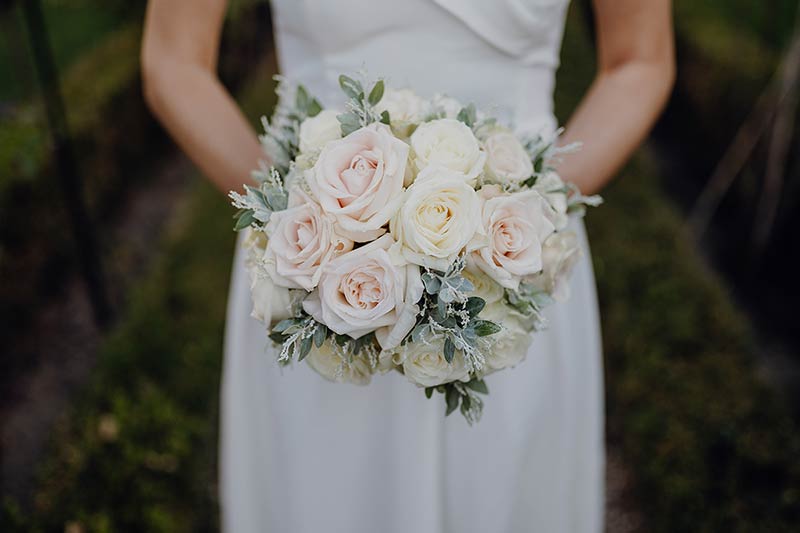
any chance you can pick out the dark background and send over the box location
[1,1,799,531]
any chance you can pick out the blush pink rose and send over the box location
[302,234,424,350]
[264,189,354,291]
[469,185,555,290]
[308,123,409,242]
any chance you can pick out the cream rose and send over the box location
[306,340,373,385]
[479,302,532,372]
[390,167,482,271]
[530,231,582,302]
[302,235,424,350]
[462,262,505,305]
[309,123,409,242]
[470,185,555,290]
[241,229,293,325]
[263,189,354,291]
[376,88,425,138]
[533,171,569,230]
[410,119,486,184]
[483,130,533,184]
[298,109,342,154]
[398,336,471,387]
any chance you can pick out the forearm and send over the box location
[143,60,263,194]
[557,61,674,194]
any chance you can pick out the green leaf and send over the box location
[295,85,310,112]
[465,296,485,319]
[445,386,460,416]
[444,337,455,363]
[307,98,322,117]
[422,274,442,294]
[268,331,286,344]
[234,210,256,231]
[425,387,434,399]
[368,80,385,106]
[456,103,477,128]
[337,112,361,136]
[465,378,489,395]
[335,334,350,346]
[272,319,296,333]
[460,393,472,416]
[297,335,313,362]
[473,320,502,337]
[313,323,327,348]
[338,75,363,101]
[379,110,391,125]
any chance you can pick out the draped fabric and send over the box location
[220,1,604,531]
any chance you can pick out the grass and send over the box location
[3,1,800,531]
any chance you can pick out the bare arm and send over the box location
[141,0,263,194]
[557,0,675,194]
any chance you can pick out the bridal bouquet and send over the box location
[230,74,600,423]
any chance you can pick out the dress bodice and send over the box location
[269,0,571,135]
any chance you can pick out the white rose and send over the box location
[530,231,582,302]
[462,262,505,305]
[469,185,555,290]
[410,119,486,184]
[241,228,293,325]
[302,234,424,350]
[306,340,373,385]
[376,88,425,138]
[479,302,532,373]
[483,130,533,183]
[309,123,409,242]
[533,171,569,230]
[398,336,471,387]
[298,109,342,154]
[249,271,293,325]
[263,189,353,291]
[390,167,482,271]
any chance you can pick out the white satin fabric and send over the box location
[220,1,605,531]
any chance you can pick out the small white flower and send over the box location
[375,88,425,138]
[479,302,532,373]
[529,231,582,302]
[306,340,373,385]
[410,119,486,184]
[399,336,471,387]
[430,93,464,119]
[533,171,570,231]
[483,130,534,184]
[298,109,342,154]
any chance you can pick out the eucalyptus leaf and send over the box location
[425,387,434,399]
[379,110,391,125]
[307,98,322,117]
[234,210,256,230]
[313,323,327,348]
[338,75,363,101]
[444,337,455,363]
[465,296,485,319]
[473,320,502,337]
[465,378,489,395]
[368,80,385,106]
[445,386,460,416]
[297,335,313,362]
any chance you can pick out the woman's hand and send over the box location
[557,0,675,194]
[141,0,264,194]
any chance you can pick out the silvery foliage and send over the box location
[229,166,288,231]
[425,376,490,425]
[336,74,389,135]
[260,76,322,174]
[412,255,502,375]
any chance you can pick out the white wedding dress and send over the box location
[220,1,605,531]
